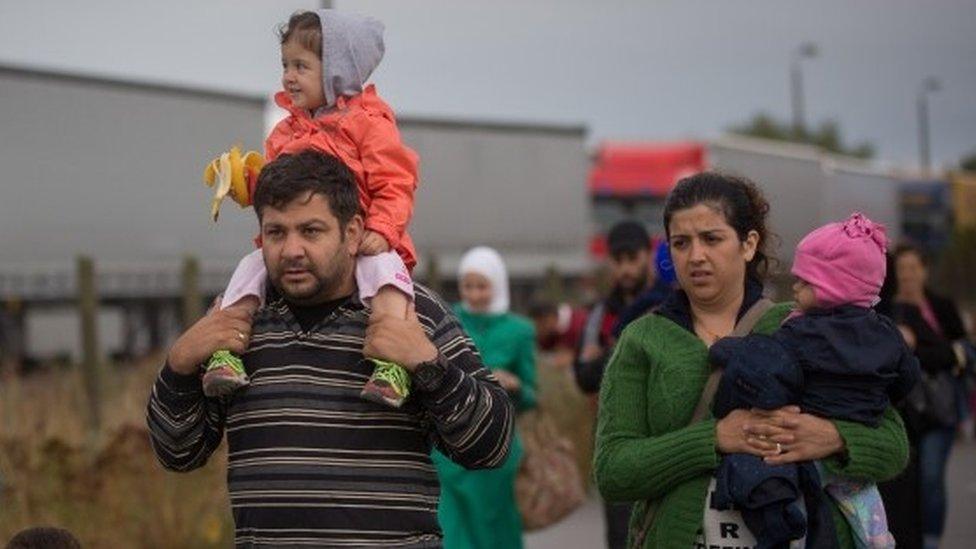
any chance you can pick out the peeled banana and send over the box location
[202,146,265,221]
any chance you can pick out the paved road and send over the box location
[528,440,976,549]
[942,438,976,548]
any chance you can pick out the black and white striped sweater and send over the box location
[147,284,515,548]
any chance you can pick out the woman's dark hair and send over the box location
[662,171,774,281]
[876,252,897,316]
[277,11,322,57]
[892,242,928,266]
[253,150,360,229]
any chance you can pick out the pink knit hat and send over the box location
[791,212,888,308]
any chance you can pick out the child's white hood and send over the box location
[317,9,385,109]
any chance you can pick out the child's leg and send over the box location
[818,464,896,548]
[221,249,267,311]
[202,250,266,397]
[370,286,409,320]
[356,252,414,315]
[356,252,415,408]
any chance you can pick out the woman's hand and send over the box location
[492,370,522,393]
[742,406,846,465]
[716,409,779,457]
[898,324,917,349]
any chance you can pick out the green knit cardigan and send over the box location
[594,302,909,548]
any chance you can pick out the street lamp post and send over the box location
[917,77,941,174]
[790,42,819,137]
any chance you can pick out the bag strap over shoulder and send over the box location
[688,297,775,424]
[629,297,776,548]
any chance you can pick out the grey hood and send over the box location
[318,9,385,108]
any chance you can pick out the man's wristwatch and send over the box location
[412,352,449,392]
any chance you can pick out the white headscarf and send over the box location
[458,246,510,314]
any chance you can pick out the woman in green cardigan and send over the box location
[594,173,909,548]
[433,246,538,549]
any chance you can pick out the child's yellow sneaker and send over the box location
[360,359,412,408]
[202,350,250,397]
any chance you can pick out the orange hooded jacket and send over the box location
[265,85,419,270]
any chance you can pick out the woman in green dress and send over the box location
[434,246,538,549]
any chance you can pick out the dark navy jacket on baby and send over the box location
[708,305,920,549]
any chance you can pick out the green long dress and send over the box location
[432,305,538,549]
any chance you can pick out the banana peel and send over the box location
[209,153,232,221]
[241,151,264,201]
[202,146,265,221]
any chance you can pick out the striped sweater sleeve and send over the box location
[145,364,226,472]
[413,286,515,470]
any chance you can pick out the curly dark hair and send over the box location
[252,150,360,229]
[663,171,776,282]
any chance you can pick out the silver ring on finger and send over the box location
[237,331,246,342]
[775,442,783,454]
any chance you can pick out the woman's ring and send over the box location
[775,442,783,454]
[237,331,245,341]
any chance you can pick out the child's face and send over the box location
[792,278,818,311]
[281,40,326,111]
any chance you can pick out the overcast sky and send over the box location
[1,0,973,168]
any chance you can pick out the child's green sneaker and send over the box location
[360,359,412,408]
[202,349,250,397]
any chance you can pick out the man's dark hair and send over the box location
[252,150,360,228]
[892,242,929,266]
[6,527,81,549]
[528,298,558,320]
[607,220,651,257]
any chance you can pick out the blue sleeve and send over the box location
[711,333,803,417]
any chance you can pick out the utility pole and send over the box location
[917,77,941,174]
[790,42,819,137]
